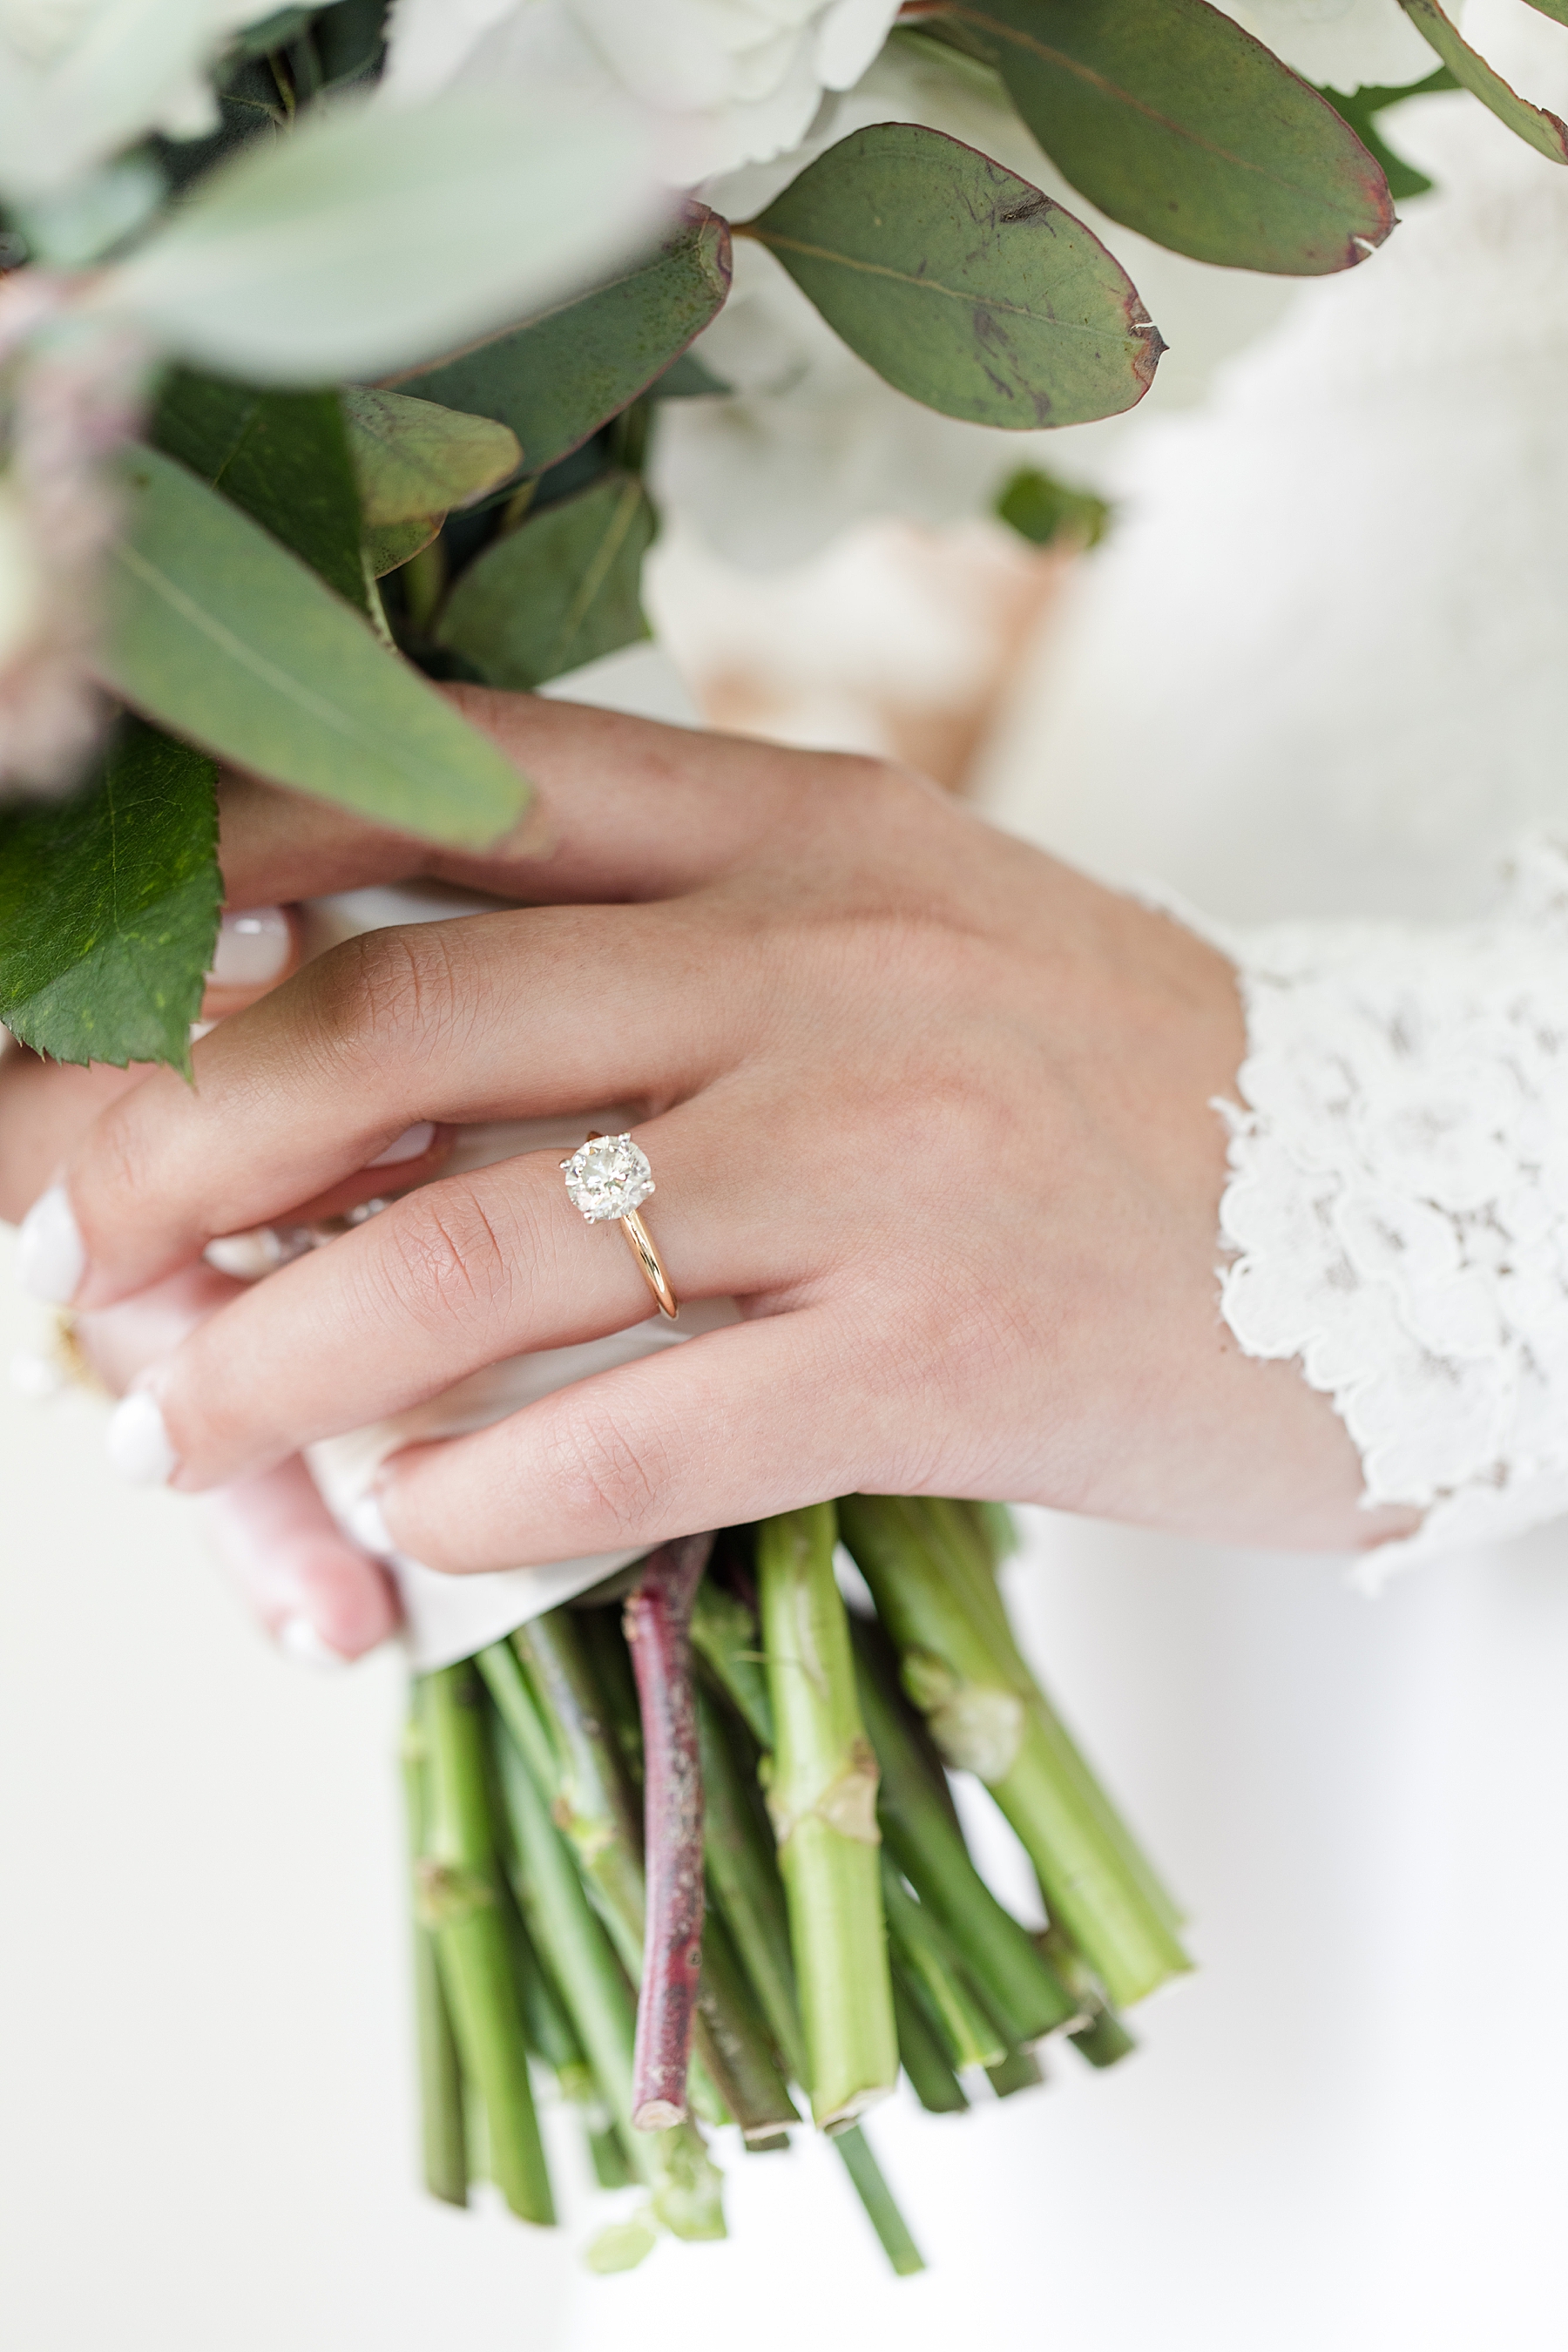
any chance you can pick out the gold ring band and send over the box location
[560,1131,679,1321]
[618,1206,678,1319]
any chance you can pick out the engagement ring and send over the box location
[560,1132,678,1320]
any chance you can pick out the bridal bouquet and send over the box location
[2,0,1564,2278]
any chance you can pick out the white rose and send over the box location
[382,0,902,178]
[0,0,284,200]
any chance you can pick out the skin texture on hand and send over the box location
[12,688,1416,1577]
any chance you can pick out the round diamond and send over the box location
[561,1133,654,1223]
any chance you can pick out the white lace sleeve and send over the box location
[1206,838,1568,1586]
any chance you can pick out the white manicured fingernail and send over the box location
[205,1229,284,1281]
[207,907,291,989]
[347,1490,393,1555]
[368,1121,436,1169]
[278,1616,348,1669]
[106,1389,179,1485]
[16,1185,85,1304]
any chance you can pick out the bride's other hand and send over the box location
[22,693,1416,1564]
[2,907,399,1661]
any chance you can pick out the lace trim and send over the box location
[1206,837,1568,1586]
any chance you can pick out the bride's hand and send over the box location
[18,689,1414,1564]
[2,909,403,1660]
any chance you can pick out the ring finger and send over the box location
[108,1082,824,1493]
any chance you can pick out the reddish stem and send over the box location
[624,1531,716,2130]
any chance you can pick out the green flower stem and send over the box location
[510,1605,781,2132]
[926,1497,1184,1937]
[1038,1923,1139,2070]
[417,1666,554,2226]
[756,1505,899,2129]
[1071,2008,1138,2068]
[831,2125,925,2278]
[484,1673,727,2240]
[693,1906,801,2141]
[839,1496,1191,2010]
[587,2120,634,2188]
[852,1622,1077,2044]
[484,1615,792,2133]
[510,1614,646,1973]
[692,1578,774,1747]
[504,1887,595,2100]
[402,1708,468,2207]
[879,1856,1006,2072]
[891,1970,969,2114]
[985,2044,1045,2099]
[696,1685,807,2083]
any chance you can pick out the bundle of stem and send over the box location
[401,1493,1190,2276]
[838,1494,1192,2010]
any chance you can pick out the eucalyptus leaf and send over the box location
[97,90,661,382]
[390,208,731,478]
[1316,67,1458,202]
[152,368,367,609]
[747,125,1161,429]
[365,514,443,577]
[648,349,731,400]
[0,720,220,1073]
[951,0,1396,273]
[313,0,389,87]
[1397,0,1568,160]
[436,471,655,689]
[341,388,520,523]
[99,445,529,847]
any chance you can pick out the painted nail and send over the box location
[346,1489,393,1556]
[368,1121,436,1169]
[278,1616,349,1669]
[206,906,291,989]
[204,1228,286,1281]
[105,1389,179,1486]
[16,1184,85,1304]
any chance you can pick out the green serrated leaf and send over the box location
[389,208,732,479]
[747,124,1161,429]
[1316,67,1458,201]
[1397,0,1568,160]
[152,368,368,609]
[951,0,1396,273]
[0,721,220,1072]
[341,387,520,523]
[436,472,655,688]
[98,444,529,847]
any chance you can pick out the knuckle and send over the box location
[545,1390,672,1545]
[379,1177,516,1328]
[306,925,464,1071]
